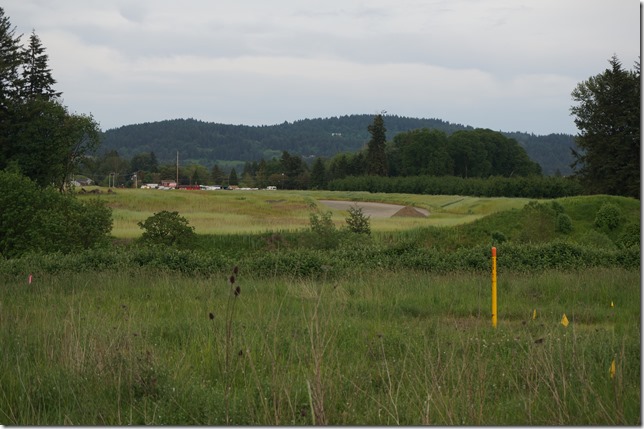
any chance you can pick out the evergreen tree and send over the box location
[21,30,61,100]
[211,164,224,184]
[570,55,640,198]
[228,167,238,186]
[0,7,22,110]
[366,113,388,176]
[310,157,326,189]
[280,151,306,189]
[131,152,159,173]
[255,159,268,188]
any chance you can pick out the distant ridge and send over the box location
[98,114,577,176]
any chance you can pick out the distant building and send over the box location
[160,180,177,188]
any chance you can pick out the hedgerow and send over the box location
[0,241,637,280]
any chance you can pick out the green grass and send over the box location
[82,188,533,237]
[3,190,639,424]
[0,267,639,425]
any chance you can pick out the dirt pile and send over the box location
[392,206,428,217]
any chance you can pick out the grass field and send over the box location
[1,189,640,425]
[85,188,532,237]
[0,267,639,425]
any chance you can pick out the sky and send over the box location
[3,0,640,135]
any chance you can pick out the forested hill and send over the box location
[99,114,577,175]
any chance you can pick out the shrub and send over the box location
[345,204,371,235]
[578,230,616,250]
[616,222,640,249]
[307,205,340,249]
[0,171,113,258]
[594,203,622,231]
[138,211,195,247]
[517,201,556,243]
[555,213,573,234]
[491,231,507,244]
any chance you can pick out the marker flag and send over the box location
[561,314,569,327]
[532,309,537,320]
[28,274,32,284]
[609,358,616,379]
[611,301,614,308]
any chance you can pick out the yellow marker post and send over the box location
[492,247,497,328]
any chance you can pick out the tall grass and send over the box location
[0,267,639,425]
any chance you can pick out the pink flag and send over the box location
[28,274,32,284]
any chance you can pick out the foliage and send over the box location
[307,204,340,249]
[389,128,453,176]
[448,128,541,178]
[570,55,640,198]
[365,113,388,176]
[594,202,622,232]
[0,170,112,258]
[309,157,326,189]
[20,30,61,100]
[138,210,195,247]
[0,8,101,191]
[345,204,371,235]
[0,268,638,425]
[98,115,578,178]
[329,174,583,198]
[555,213,573,234]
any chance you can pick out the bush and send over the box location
[345,204,371,235]
[138,211,195,247]
[555,213,573,234]
[616,222,640,249]
[594,203,622,231]
[517,201,556,243]
[0,171,112,258]
[307,205,340,249]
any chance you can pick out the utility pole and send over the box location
[176,151,179,185]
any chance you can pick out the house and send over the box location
[71,177,93,187]
[160,180,177,188]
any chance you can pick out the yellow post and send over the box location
[492,247,497,328]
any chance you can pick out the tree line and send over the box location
[0,7,111,258]
[98,115,579,176]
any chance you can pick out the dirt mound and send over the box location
[392,206,428,217]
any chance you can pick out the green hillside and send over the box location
[99,115,578,175]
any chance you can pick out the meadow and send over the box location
[0,189,640,425]
[100,188,532,237]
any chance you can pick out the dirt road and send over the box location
[318,200,429,218]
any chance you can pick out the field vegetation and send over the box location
[0,189,640,425]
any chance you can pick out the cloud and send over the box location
[2,0,639,134]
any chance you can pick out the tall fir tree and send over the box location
[570,55,640,198]
[310,157,326,189]
[228,167,239,186]
[211,164,224,184]
[21,30,61,100]
[0,7,22,110]
[366,113,388,176]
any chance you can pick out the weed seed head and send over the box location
[233,265,239,275]
[209,312,215,320]
[229,275,236,285]
[234,286,241,297]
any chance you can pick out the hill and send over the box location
[98,114,578,175]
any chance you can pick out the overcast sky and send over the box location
[3,0,640,134]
